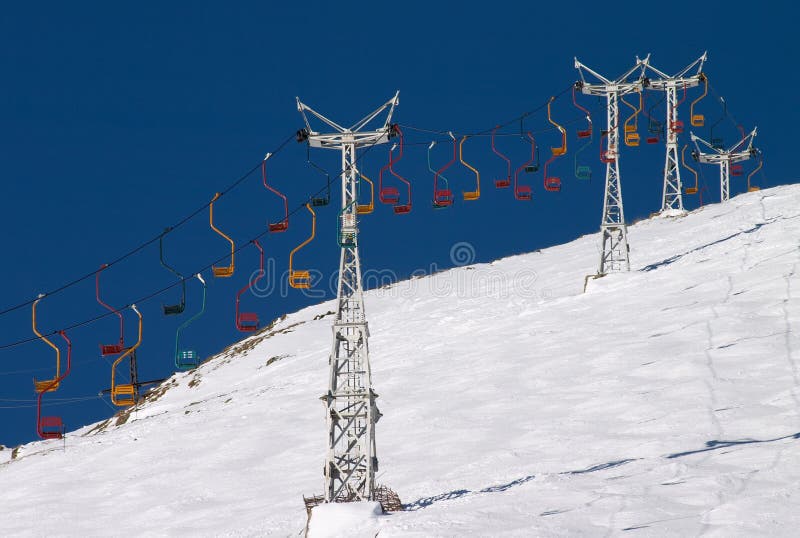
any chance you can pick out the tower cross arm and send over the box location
[730,126,757,154]
[624,53,649,84]
[349,91,400,133]
[690,131,721,154]
[297,98,348,134]
[691,127,758,163]
[672,51,707,79]
[296,92,400,147]
[642,52,708,89]
[575,57,613,85]
[575,55,649,95]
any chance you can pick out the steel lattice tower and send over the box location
[296,92,399,503]
[691,127,758,202]
[575,56,648,275]
[641,53,707,212]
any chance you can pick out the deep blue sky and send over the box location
[1,2,795,446]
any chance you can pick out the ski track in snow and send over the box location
[3,186,800,537]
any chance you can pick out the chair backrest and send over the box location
[288,205,316,290]
[209,193,235,278]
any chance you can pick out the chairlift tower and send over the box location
[641,53,707,213]
[296,92,399,503]
[690,127,757,202]
[575,56,649,275]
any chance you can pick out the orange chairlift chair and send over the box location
[747,151,763,192]
[110,304,142,407]
[235,240,265,332]
[32,294,60,393]
[690,73,708,127]
[621,91,642,147]
[289,204,316,289]
[36,330,71,439]
[96,263,124,356]
[210,192,235,278]
[357,171,375,215]
[459,135,480,201]
[543,97,567,192]
[263,153,289,232]
[681,144,700,195]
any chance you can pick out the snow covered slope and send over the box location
[2,186,800,537]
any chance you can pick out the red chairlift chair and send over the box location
[95,264,124,356]
[36,331,72,440]
[262,155,289,232]
[514,132,537,201]
[235,240,265,332]
[388,125,412,214]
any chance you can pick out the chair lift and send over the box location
[709,97,728,149]
[730,127,746,179]
[737,124,747,143]
[357,172,375,215]
[514,132,537,201]
[338,201,358,247]
[263,154,289,232]
[175,273,206,370]
[306,145,331,207]
[289,203,316,289]
[572,83,594,180]
[210,192,235,278]
[698,183,709,206]
[36,330,72,439]
[574,129,593,181]
[387,125,412,213]
[96,264,124,356]
[235,240,264,332]
[543,97,567,192]
[159,229,185,315]
[600,130,615,164]
[429,138,454,208]
[669,83,688,134]
[378,146,400,205]
[747,151,763,192]
[110,304,142,407]
[547,97,568,157]
[573,84,593,139]
[690,73,708,127]
[621,92,642,147]
[459,135,481,200]
[643,92,665,144]
[491,126,512,188]
[681,144,700,195]
[32,295,60,393]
